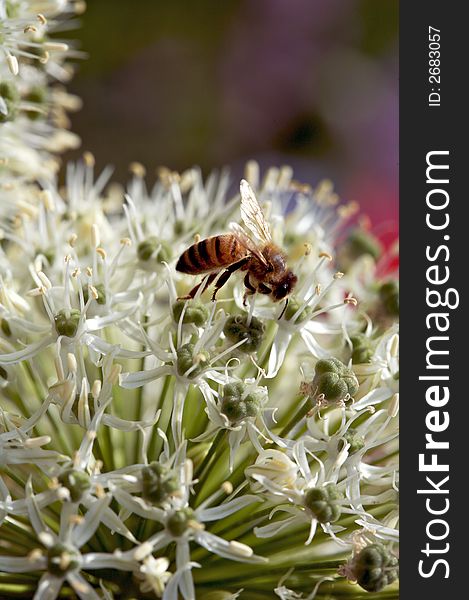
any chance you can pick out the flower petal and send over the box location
[267,329,292,378]
[176,539,195,600]
[254,515,297,539]
[82,551,137,571]
[73,495,111,548]
[67,572,102,600]
[195,531,265,563]
[199,495,262,521]
[33,573,63,600]
[0,336,54,365]
[110,486,165,522]
[120,366,172,389]
[0,555,47,573]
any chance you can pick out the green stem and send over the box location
[133,315,148,463]
[193,429,227,504]
[147,375,173,460]
[278,394,312,436]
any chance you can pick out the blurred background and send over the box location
[65,0,398,228]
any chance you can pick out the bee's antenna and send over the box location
[278,298,288,320]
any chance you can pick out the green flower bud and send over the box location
[353,544,399,592]
[314,356,342,375]
[176,343,209,378]
[172,300,209,327]
[137,236,171,263]
[350,334,373,364]
[379,280,399,317]
[174,220,185,236]
[0,81,20,123]
[25,86,47,120]
[346,228,382,261]
[166,507,195,537]
[83,283,106,305]
[141,462,179,506]
[283,296,313,323]
[223,315,265,353]
[54,309,81,338]
[304,483,343,523]
[283,232,300,246]
[58,469,91,503]
[1,319,11,337]
[312,358,359,401]
[221,382,262,424]
[341,428,365,454]
[47,543,82,576]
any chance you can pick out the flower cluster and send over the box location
[0,3,399,599]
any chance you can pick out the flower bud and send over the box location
[141,462,179,506]
[345,228,382,261]
[25,86,47,121]
[1,319,11,337]
[174,220,185,235]
[223,315,264,353]
[166,507,195,537]
[0,81,20,123]
[312,358,359,401]
[58,468,91,502]
[47,543,82,576]
[137,236,171,263]
[176,343,209,378]
[54,309,81,338]
[172,300,209,327]
[379,280,399,317]
[304,483,343,523]
[352,544,399,592]
[340,428,365,454]
[220,382,262,424]
[350,334,373,364]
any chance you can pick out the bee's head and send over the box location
[272,270,297,301]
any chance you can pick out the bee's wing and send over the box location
[229,222,269,267]
[239,179,272,243]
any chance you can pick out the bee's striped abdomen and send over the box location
[176,234,247,274]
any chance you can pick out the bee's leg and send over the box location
[278,298,289,320]
[212,257,250,301]
[244,273,256,292]
[242,273,256,306]
[178,272,218,300]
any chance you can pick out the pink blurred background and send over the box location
[66,0,398,230]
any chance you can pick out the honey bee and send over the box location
[176,179,298,309]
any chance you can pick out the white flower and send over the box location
[109,456,264,600]
[138,555,172,597]
[193,378,284,470]
[249,441,368,546]
[0,15,400,592]
[353,325,399,409]
[120,296,248,445]
[232,255,356,378]
[0,259,146,369]
[0,480,140,600]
